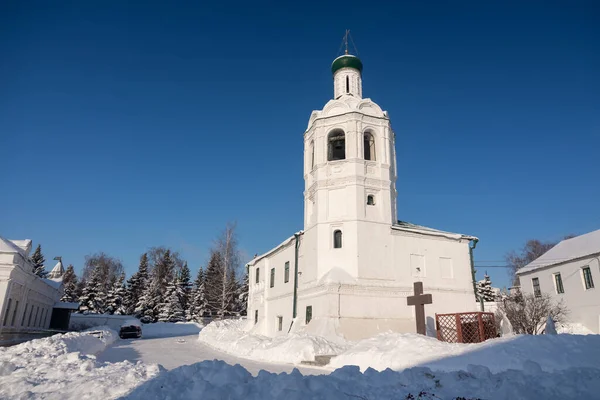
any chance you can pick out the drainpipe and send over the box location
[289,233,301,332]
[469,238,484,311]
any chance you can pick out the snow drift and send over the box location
[330,331,600,373]
[198,319,347,364]
[0,328,160,400]
[124,359,600,400]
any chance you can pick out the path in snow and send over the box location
[97,334,329,376]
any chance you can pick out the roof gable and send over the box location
[518,229,600,274]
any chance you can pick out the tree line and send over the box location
[33,223,248,323]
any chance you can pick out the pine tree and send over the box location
[30,244,47,278]
[224,267,238,316]
[60,264,78,303]
[79,264,107,313]
[125,253,149,315]
[190,268,208,322]
[237,269,249,316]
[75,278,87,303]
[136,282,160,323]
[204,250,224,317]
[107,273,126,314]
[177,262,192,320]
[158,280,185,322]
[476,273,495,302]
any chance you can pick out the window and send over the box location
[277,316,283,331]
[333,230,343,249]
[21,304,28,326]
[11,300,19,326]
[554,273,564,294]
[305,306,312,324]
[367,195,375,206]
[363,132,376,161]
[270,268,275,288]
[346,75,349,93]
[582,266,595,289]
[284,261,290,283]
[255,267,260,284]
[3,298,12,326]
[327,130,345,161]
[532,277,541,297]
[254,310,258,324]
[310,140,315,170]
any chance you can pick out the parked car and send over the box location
[119,319,142,339]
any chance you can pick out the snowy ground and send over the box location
[1,321,599,399]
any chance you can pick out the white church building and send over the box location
[246,52,479,340]
[0,237,65,341]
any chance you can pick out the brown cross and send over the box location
[407,281,433,335]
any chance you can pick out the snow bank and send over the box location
[124,359,600,400]
[198,320,347,364]
[0,329,160,399]
[557,322,595,335]
[330,332,600,373]
[142,322,202,338]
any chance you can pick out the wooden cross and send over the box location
[407,281,433,335]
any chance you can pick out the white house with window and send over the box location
[0,237,64,339]
[246,52,479,340]
[517,229,600,334]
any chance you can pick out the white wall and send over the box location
[0,250,60,332]
[519,254,600,333]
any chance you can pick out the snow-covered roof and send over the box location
[48,260,65,279]
[517,229,600,275]
[392,221,478,241]
[246,231,304,266]
[42,278,63,290]
[54,301,80,310]
[0,236,28,256]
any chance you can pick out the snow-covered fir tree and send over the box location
[136,283,160,323]
[158,280,186,322]
[204,250,224,317]
[125,253,149,315]
[78,264,107,313]
[30,244,47,278]
[177,262,192,320]
[476,273,495,302]
[60,264,78,303]
[189,267,207,322]
[107,273,127,314]
[224,267,238,316]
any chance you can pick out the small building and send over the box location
[0,237,67,341]
[517,229,600,334]
[246,52,479,341]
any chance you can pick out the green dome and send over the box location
[331,55,363,75]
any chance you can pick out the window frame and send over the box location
[363,131,376,161]
[277,316,283,331]
[284,261,290,283]
[532,277,541,297]
[327,130,346,161]
[367,194,375,206]
[333,230,343,249]
[255,267,260,284]
[254,310,258,324]
[554,273,564,294]
[305,305,312,324]
[270,267,275,288]
[582,266,595,290]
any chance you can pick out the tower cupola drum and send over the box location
[332,54,363,99]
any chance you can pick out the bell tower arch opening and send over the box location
[327,130,346,161]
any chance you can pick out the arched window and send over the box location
[310,140,315,170]
[367,195,375,205]
[328,130,345,161]
[333,230,343,249]
[346,76,350,93]
[364,132,376,161]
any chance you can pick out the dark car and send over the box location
[119,320,142,339]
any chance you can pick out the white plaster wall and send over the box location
[519,255,600,333]
[333,68,362,99]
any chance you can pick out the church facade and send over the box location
[246,53,479,340]
[0,237,64,339]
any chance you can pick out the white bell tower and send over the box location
[302,47,398,281]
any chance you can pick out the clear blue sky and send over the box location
[1,1,598,289]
